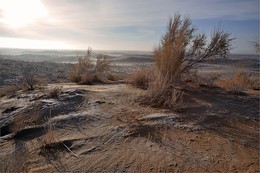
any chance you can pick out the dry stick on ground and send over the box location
[62,143,78,158]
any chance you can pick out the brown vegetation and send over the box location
[136,14,233,111]
[0,85,20,97]
[69,48,111,84]
[20,64,39,90]
[185,70,222,87]
[49,86,62,98]
[128,68,151,89]
[217,70,259,93]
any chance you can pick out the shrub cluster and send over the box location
[69,48,111,84]
[129,14,233,111]
[217,70,259,93]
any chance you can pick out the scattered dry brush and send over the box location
[69,48,111,84]
[217,70,259,93]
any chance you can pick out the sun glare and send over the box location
[0,0,47,28]
[0,37,75,50]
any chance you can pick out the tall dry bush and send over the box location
[69,48,93,83]
[95,55,111,73]
[20,64,39,90]
[141,14,233,111]
[154,14,233,84]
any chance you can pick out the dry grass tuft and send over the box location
[42,123,56,146]
[128,69,151,89]
[49,86,62,98]
[184,70,222,87]
[140,73,184,112]
[0,85,20,97]
[217,70,259,93]
[10,108,41,133]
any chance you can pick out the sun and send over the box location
[0,0,48,28]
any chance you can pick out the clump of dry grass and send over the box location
[184,70,222,87]
[140,72,184,111]
[0,85,20,97]
[69,48,111,84]
[10,108,41,133]
[217,70,259,93]
[128,69,151,89]
[49,86,62,98]
[200,72,222,87]
[42,123,56,146]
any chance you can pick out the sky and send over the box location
[0,0,259,54]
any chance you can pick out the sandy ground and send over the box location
[0,83,259,172]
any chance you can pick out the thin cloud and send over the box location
[0,0,258,52]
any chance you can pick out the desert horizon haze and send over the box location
[0,0,259,53]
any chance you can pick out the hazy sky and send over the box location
[0,0,259,54]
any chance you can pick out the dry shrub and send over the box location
[43,124,56,146]
[80,72,96,84]
[95,55,111,73]
[141,72,184,111]
[49,86,62,98]
[201,72,222,86]
[0,85,20,97]
[20,64,39,90]
[107,74,117,81]
[128,69,151,89]
[137,14,233,111]
[69,48,93,83]
[247,75,259,90]
[69,48,111,84]
[153,15,233,84]
[184,70,222,87]
[69,69,82,83]
[217,70,258,93]
[10,111,40,133]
